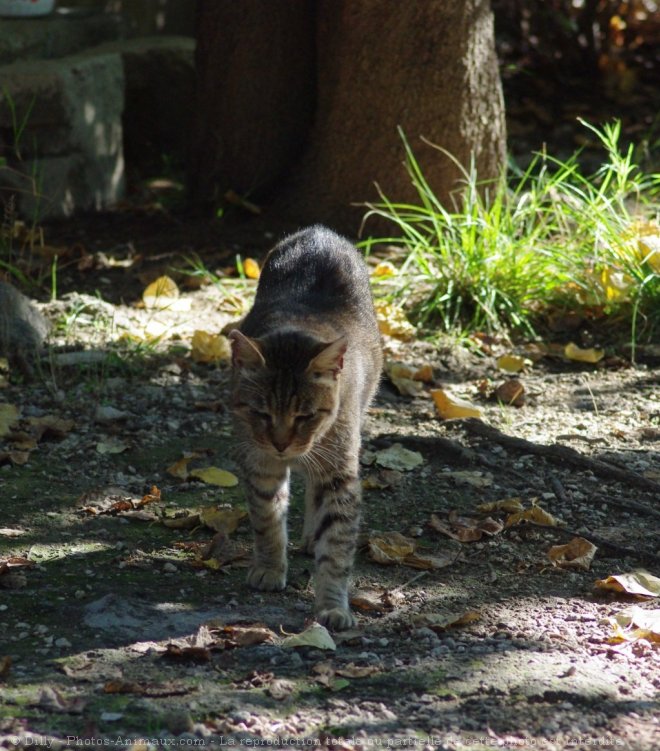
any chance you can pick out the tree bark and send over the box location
[190,0,506,235]
[189,0,316,205]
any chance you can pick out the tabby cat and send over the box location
[229,225,382,630]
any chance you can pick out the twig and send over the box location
[389,570,429,594]
[457,419,660,496]
[549,473,569,504]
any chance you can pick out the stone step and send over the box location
[0,35,194,219]
[0,8,124,65]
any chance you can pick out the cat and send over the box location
[229,225,382,630]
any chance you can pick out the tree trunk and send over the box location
[189,0,316,205]
[190,0,506,235]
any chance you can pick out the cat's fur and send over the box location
[229,225,382,630]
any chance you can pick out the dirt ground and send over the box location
[1,258,659,751]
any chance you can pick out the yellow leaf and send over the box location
[505,504,561,528]
[142,275,180,310]
[372,261,397,278]
[496,354,530,373]
[189,467,239,488]
[96,438,129,455]
[599,267,634,302]
[190,331,232,364]
[280,623,336,651]
[413,364,434,383]
[564,342,604,364]
[638,234,660,273]
[243,258,260,280]
[431,389,483,419]
[548,537,597,571]
[594,569,660,598]
[374,301,415,341]
[199,507,246,534]
[0,403,19,437]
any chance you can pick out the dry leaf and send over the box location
[280,623,336,651]
[335,663,380,678]
[368,531,415,564]
[372,261,397,278]
[431,389,483,419]
[189,467,239,487]
[564,342,604,364]
[594,570,660,598]
[374,301,415,341]
[199,507,246,534]
[477,498,524,513]
[190,331,231,364]
[496,354,530,373]
[548,537,597,571]
[441,470,493,488]
[27,415,74,439]
[243,258,261,280]
[603,606,660,645]
[143,275,180,310]
[267,678,294,700]
[385,362,424,397]
[411,610,481,632]
[163,644,211,662]
[429,512,503,542]
[96,438,129,455]
[163,513,201,530]
[211,623,277,648]
[638,232,660,273]
[505,503,561,528]
[374,444,423,471]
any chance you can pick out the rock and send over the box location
[0,280,49,375]
[0,49,125,218]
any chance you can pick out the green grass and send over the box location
[361,121,660,348]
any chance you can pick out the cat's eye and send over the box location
[250,408,272,422]
[295,413,315,423]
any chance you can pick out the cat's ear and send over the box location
[307,336,347,378]
[228,330,266,369]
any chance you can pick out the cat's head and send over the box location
[229,329,346,460]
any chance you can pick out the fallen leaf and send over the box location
[638,232,660,273]
[199,507,246,534]
[0,403,19,437]
[243,258,261,280]
[505,503,561,528]
[372,261,397,278]
[212,623,277,648]
[594,570,660,598]
[374,443,423,471]
[190,331,232,364]
[411,610,481,632]
[599,267,634,302]
[0,528,26,537]
[0,450,30,466]
[27,415,74,439]
[385,362,424,397]
[96,438,129,455]
[374,301,415,341]
[496,354,530,373]
[429,512,503,542]
[142,275,180,310]
[335,663,380,678]
[163,513,201,530]
[603,606,660,645]
[564,342,604,364]
[477,498,524,513]
[163,644,211,662]
[138,486,161,506]
[281,623,336,651]
[349,595,392,614]
[548,537,597,571]
[431,389,483,419]
[189,467,239,487]
[368,531,415,564]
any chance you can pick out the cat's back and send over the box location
[253,226,373,318]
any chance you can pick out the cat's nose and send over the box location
[273,438,291,453]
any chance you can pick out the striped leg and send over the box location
[244,466,290,591]
[311,468,361,630]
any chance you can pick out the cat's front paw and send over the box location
[316,607,356,631]
[247,565,286,591]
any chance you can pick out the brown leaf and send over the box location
[163,644,211,662]
[138,486,162,506]
[411,610,481,632]
[429,512,503,542]
[494,379,526,407]
[594,570,660,599]
[505,503,561,528]
[548,537,597,571]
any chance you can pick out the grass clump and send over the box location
[362,121,660,345]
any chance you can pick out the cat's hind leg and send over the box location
[243,465,290,591]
